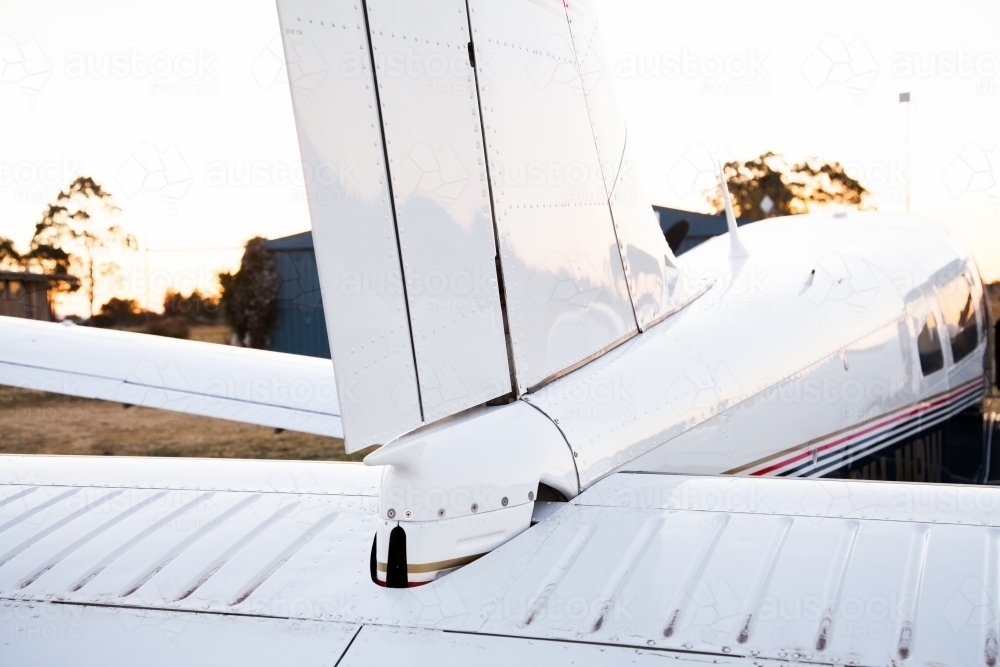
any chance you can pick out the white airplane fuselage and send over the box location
[371,211,990,585]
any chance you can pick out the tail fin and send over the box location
[277,0,696,451]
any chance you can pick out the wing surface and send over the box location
[0,316,342,438]
[1,454,996,665]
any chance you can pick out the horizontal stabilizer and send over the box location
[0,316,342,438]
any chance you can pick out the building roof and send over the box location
[261,207,749,260]
[653,205,749,234]
[262,231,314,252]
[653,205,752,255]
[0,271,79,285]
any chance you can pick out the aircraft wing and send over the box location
[0,315,342,438]
[1,453,994,665]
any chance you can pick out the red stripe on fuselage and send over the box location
[750,379,983,477]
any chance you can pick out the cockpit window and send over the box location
[939,275,978,363]
[917,312,944,375]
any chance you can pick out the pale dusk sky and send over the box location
[1,0,997,316]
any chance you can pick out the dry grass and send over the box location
[121,323,233,345]
[188,324,233,345]
[0,386,373,462]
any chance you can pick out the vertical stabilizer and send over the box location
[278,0,699,449]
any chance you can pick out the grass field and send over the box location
[0,386,372,462]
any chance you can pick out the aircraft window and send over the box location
[917,312,944,375]
[940,276,978,363]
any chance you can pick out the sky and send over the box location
[1,0,997,317]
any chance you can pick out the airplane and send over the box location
[1,0,998,664]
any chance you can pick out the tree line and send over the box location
[2,176,277,347]
[2,154,876,347]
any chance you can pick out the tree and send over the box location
[218,237,279,349]
[0,236,21,270]
[27,176,136,315]
[706,152,871,222]
[163,289,221,322]
[98,297,146,327]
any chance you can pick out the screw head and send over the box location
[437,508,445,518]
[528,491,535,501]
[501,497,508,507]
[387,508,396,519]
[403,510,412,519]
[471,503,478,513]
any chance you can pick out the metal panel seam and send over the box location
[0,360,341,418]
[463,0,518,399]
[563,5,639,331]
[520,399,581,495]
[359,0,424,423]
[333,623,365,667]
[525,328,637,395]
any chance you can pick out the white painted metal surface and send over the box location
[369,401,576,522]
[4,454,1000,666]
[525,213,981,486]
[366,401,575,583]
[0,455,381,497]
[277,0,420,450]
[366,0,511,421]
[609,144,695,328]
[0,601,359,667]
[565,3,688,330]
[468,0,637,393]
[464,473,1000,665]
[0,316,342,438]
[339,625,765,665]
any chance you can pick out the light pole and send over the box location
[900,91,912,212]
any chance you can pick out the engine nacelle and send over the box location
[365,401,577,586]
